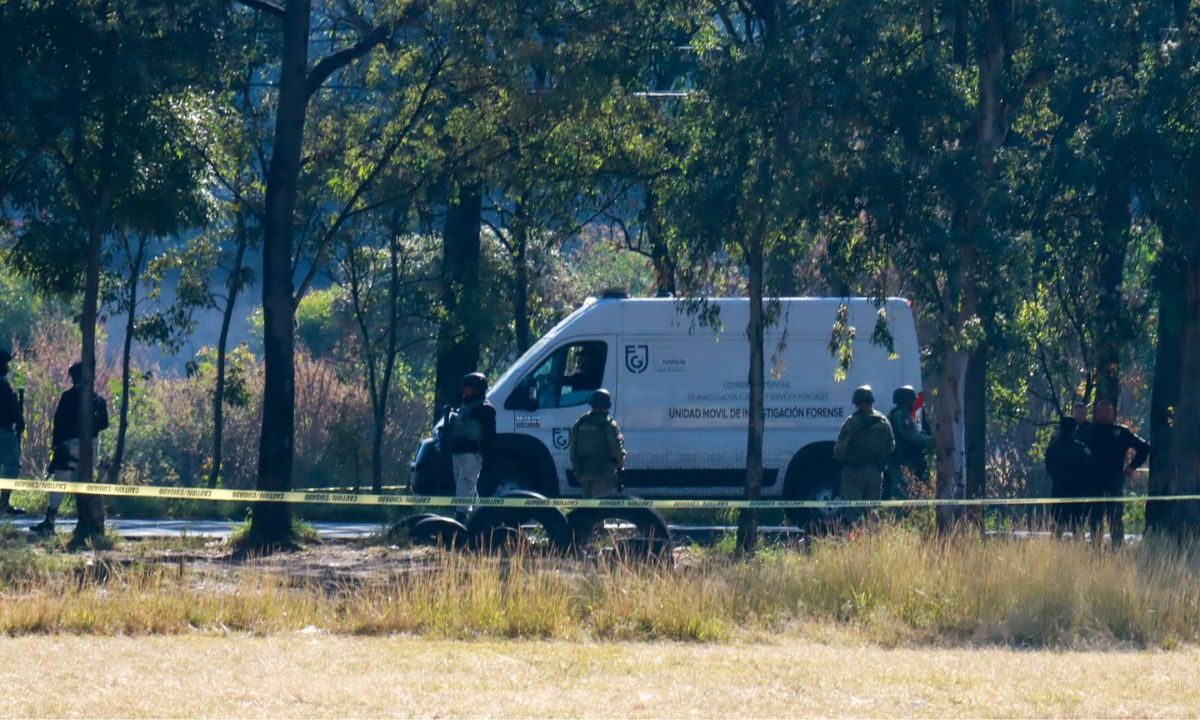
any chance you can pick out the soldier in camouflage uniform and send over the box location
[570,389,626,498]
[834,385,895,523]
[886,385,930,500]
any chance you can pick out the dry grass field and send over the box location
[2,635,1197,718]
[1,525,1198,646]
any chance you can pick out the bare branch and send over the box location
[306,24,390,100]
[233,0,284,18]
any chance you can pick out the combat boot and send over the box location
[29,509,56,536]
[0,491,25,515]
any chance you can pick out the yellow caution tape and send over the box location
[0,477,1197,510]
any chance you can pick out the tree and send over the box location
[1,0,220,546]
[1133,0,1200,535]
[661,0,878,553]
[231,0,419,547]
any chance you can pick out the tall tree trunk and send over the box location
[963,342,987,508]
[1166,254,1200,535]
[644,184,677,295]
[1094,187,1129,405]
[209,214,250,489]
[435,184,483,411]
[1148,254,1185,531]
[931,347,968,531]
[513,220,531,353]
[737,233,765,556]
[72,210,107,546]
[250,0,311,546]
[109,237,146,485]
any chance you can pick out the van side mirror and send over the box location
[525,384,539,412]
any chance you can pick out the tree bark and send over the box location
[931,348,967,531]
[1165,254,1200,534]
[435,184,483,411]
[1094,186,1130,405]
[72,206,107,547]
[1148,254,1184,531]
[109,236,146,485]
[513,220,531,353]
[250,0,312,547]
[209,212,250,489]
[737,232,765,556]
[963,342,987,512]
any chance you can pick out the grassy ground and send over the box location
[1,635,1197,718]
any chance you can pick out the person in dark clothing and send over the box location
[1078,400,1149,548]
[29,362,109,536]
[442,372,496,522]
[1044,416,1093,536]
[0,349,25,514]
[1071,400,1090,429]
[886,385,931,499]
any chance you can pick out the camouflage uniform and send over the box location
[834,409,895,506]
[886,403,930,499]
[570,409,626,498]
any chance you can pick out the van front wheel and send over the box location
[479,457,538,496]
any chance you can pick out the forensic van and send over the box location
[410,294,922,524]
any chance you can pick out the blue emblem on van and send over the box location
[625,345,649,374]
[552,428,571,450]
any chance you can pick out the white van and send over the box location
[411,294,922,521]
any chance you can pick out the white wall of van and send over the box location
[481,296,922,503]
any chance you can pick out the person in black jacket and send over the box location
[1044,416,1093,536]
[443,373,496,522]
[1078,400,1149,548]
[0,349,25,514]
[29,362,109,536]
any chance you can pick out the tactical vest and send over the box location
[448,401,485,450]
[847,413,893,465]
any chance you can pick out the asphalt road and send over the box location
[2,516,386,540]
[1,515,1129,544]
[0,515,804,543]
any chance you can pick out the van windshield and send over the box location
[489,299,596,393]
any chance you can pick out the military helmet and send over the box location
[851,385,875,405]
[460,372,487,394]
[892,385,918,406]
[589,389,612,409]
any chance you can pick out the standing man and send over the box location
[570,389,626,498]
[886,385,931,499]
[30,362,109,536]
[0,349,26,514]
[444,372,495,522]
[834,385,895,525]
[1071,400,1090,431]
[1078,400,1149,548]
[1044,416,1093,536]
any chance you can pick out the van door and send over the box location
[501,337,617,493]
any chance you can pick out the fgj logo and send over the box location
[625,344,649,374]
[552,427,571,450]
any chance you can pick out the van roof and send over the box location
[569,296,913,337]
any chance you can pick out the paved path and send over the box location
[0,516,798,543]
[2,516,386,540]
[1,515,1133,545]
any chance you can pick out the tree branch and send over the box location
[306,24,390,99]
[233,0,284,18]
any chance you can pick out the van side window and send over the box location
[507,341,607,410]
